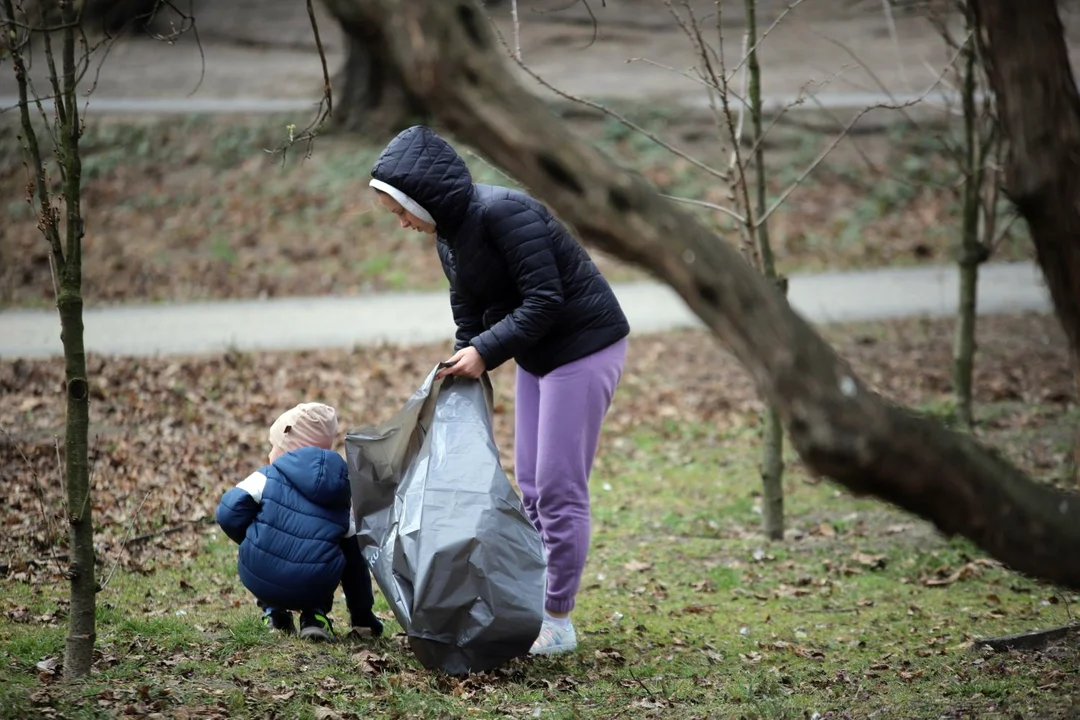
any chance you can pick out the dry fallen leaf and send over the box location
[352,649,391,675]
[692,579,717,593]
[623,561,653,573]
[594,648,626,664]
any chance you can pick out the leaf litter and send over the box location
[2,312,1073,574]
[1,313,1078,718]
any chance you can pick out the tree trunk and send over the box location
[327,9,428,135]
[5,0,97,677]
[953,31,983,431]
[745,0,784,541]
[1070,350,1080,487]
[969,0,1080,352]
[57,0,95,681]
[335,0,1080,591]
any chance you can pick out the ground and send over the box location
[3,2,1080,718]
[2,312,1079,718]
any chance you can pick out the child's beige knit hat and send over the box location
[268,402,338,452]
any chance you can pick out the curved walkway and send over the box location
[0,262,1051,359]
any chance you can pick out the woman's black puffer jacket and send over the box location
[371,125,630,376]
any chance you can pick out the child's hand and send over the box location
[436,347,486,380]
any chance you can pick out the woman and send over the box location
[369,125,630,656]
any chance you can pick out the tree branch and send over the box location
[489,18,732,185]
[759,45,963,227]
[264,0,333,162]
[2,0,65,275]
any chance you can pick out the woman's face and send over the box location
[376,191,436,235]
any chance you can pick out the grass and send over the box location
[0,109,1034,309]
[3,418,1078,719]
[2,313,1078,718]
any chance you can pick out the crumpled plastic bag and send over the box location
[345,366,546,675]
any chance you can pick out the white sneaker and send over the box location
[529,619,578,655]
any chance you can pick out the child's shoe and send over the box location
[299,611,335,642]
[262,608,296,635]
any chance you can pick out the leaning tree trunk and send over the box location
[328,13,428,134]
[325,0,1080,591]
[969,0,1080,352]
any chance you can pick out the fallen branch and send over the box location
[972,624,1080,653]
[323,0,1080,592]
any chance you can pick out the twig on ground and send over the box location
[626,666,656,699]
[99,490,153,591]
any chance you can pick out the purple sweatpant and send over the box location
[514,337,628,614]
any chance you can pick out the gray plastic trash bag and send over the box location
[345,366,546,675]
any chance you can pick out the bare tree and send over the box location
[736,0,786,539]
[2,0,95,679]
[916,0,1014,431]
[667,0,789,538]
[2,0,196,679]
[318,0,1080,590]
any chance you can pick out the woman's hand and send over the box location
[435,346,487,380]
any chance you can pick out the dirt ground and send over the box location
[5,0,1080,110]
[1,311,1073,566]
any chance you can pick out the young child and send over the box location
[215,402,384,641]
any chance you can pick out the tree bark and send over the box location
[953,29,983,432]
[57,0,95,680]
[969,0,1080,353]
[334,0,1080,591]
[745,0,785,541]
[323,3,428,135]
[5,0,97,677]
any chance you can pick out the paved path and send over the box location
[0,90,982,117]
[0,262,1052,360]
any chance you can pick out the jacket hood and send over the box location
[370,125,474,234]
[272,446,350,508]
